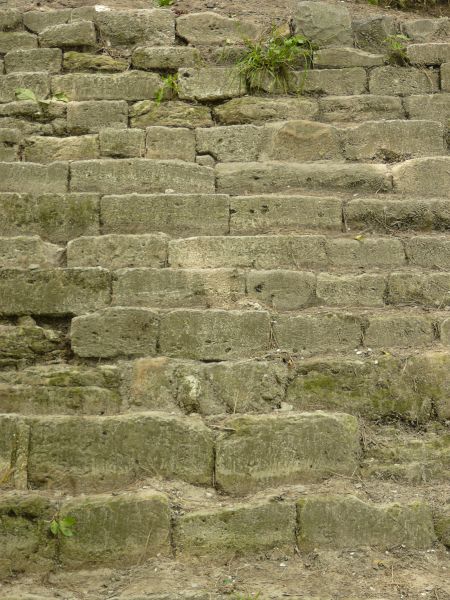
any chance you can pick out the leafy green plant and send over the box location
[15,88,69,105]
[155,73,179,105]
[157,0,174,6]
[50,515,76,538]
[384,34,410,66]
[235,28,315,93]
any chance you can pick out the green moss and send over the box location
[64,51,129,72]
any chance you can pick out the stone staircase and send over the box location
[0,1,449,595]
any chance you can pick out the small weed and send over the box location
[235,28,315,93]
[157,0,174,6]
[384,34,410,66]
[50,515,76,538]
[155,73,179,105]
[15,88,69,105]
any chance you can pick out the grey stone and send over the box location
[130,100,213,129]
[24,135,99,163]
[247,270,316,310]
[0,9,22,31]
[0,162,68,194]
[402,18,450,42]
[0,235,62,269]
[4,48,62,73]
[177,67,245,101]
[23,9,71,34]
[315,47,384,68]
[0,72,49,103]
[0,31,37,53]
[39,21,97,48]
[404,94,450,126]
[100,128,145,158]
[292,1,353,47]
[146,127,196,161]
[67,100,128,134]
[407,42,450,65]
[319,95,404,123]
[353,16,398,51]
[369,66,439,95]
[132,46,200,70]
[214,96,319,125]
[95,9,175,47]
[196,124,266,162]
[392,157,450,197]
[51,72,162,101]
[176,12,260,45]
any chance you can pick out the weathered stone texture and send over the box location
[0,162,68,194]
[39,21,96,48]
[52,72,162,101]
[177,67,245,101]
[95,9,175,47]
[4,48,62,73]
[214,96,319,125]
[24,135,99,163]
[292,1,353,47]
[67,101,128,134]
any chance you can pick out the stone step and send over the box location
[0,410,359,494]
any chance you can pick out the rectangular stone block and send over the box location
[176,12,260,45]
[0,32,37,53]
[216,162,392,195]
[177,67,245,101]
[196,124,266,162]
[0,9,22,31]
[230,195,342,233]
[404,94,450,126]
[316,273,386,307]
[0,322,65,366]
[343,120,444,161]
[388,272,450,308]
[0,268,111,316]
[39,21,96,48]
[4,48,62,73]
[174,501,295,558]
[0,72,49,103]
[132,46,199,70]
[247,270,316,311]
[302,67,367,95]
[319,95,404,123]
[292,1,353,47]
[403,17,450,42]
[71,307,159,358]
[214,96,319,125]
[364,314,436,347]
[0,162,68,193]
[59,491,171,568]
[0,192,99,243]
[146,127,196,162]
[407,43,450,65]
[274,313,362,354]
[67,100,128,134]
[159,309,270,360]
[130,100,213,129]
[113,268,245,309]
[215,412,360,494]
[95,9,175,47]
[51,72,162,101]
[23,10,70,34]
[0,415,15,480]
[314,47,383,68]
[326,238,405,268]
[392,157,450,197]
[28,413,214,491]
[405,236,450,269]
[67,233,168,269]
[297,496,435,550]
[101,193,229,236]
[442,63,450,91]
[0,235,62,269]
[262,120,342,161]
[24,135,99,163]
[71,159,215,194]
[169,235,328,270]
[369,66,439,95]
[99,128,145,158]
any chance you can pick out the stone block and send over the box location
[178,67,245,101]
[213,96,318,125]
[292,1,352,47]
[0,268,111,316]
[230,195,342,233]
[63,51,128,72]
[247,270,316,310]
[0,9,22,31]
[302,68,367,95]
[177,12,260,45]
[0,235,62,269]
[405,237,450,269]
[174,500,295,558]
[132,46,200,70]
[146,127,196,161]
[216,162,392,195]
[70,159,215,194]
[100,128,145,158]
[71,307,159,358]
[0,32,37,53]
[343,120,444,161]
[67,233,168,269]
[59,491,171,567]
[326,238,405,268]
[113,268,245,309]
[369,66,439,95]
[364,314,435,348]
[316,273,386,307]
[0,162,68,194]
[169,235,327,269]
[0,192,99,243]
[196,124,266,162]
[353,16,397,51]
[442,63,450,91]
[392,157,450,197]
[215,412,360,494]
[404,94,450,126]
[0,322,64,366]
[39,21,96,48]
[435,509,450,547]
[314,48,383,68]
[297,496,435,549]
[95,9,175,47]
[130,100,213,129]
[319,95,404,123]
[52,72,162,101]
[67,100,128,134]
[263,120,342,161]
[24,135,99,163]
[389,272,450,308]
[403,18,450,42]
[23,10,70,34]
[407,42,450,65]
[4,48,62,73]
[101,193,229,236]
[442,318,450,346]
[274,313,362,354]
[28,413,214,491]
[0,72,49,103]
[159,309,270,360]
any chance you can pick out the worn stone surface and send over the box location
[159,309,270,361]
[0,8,22,31]
[0,322,64,366]
[404,94,450,127]
[0,268,111,316]
[146,127,196,162]
[0,192,99,243]
[353,16,397,51]
[174,500,295,558]
[0,72,49,103]
[441,62,450,91]
[60,491,171,567]
[95,9,175,47]
[263,120,342,161]
[113,268,244,309]
[407,42,450,65]
[52,72,162,101]
[24,135,99,163]
[39,20,96,48]
[196,125,266,162]
[215,412,360,494]
[364,314,435,348]
[403,18,450,42]
[23,9,70,33]
[392,157,450,197]
[292,1,352,47]
[67,100,128,134]
[314,48,383,68]
[369,67,439,95]
[442,318,450,346]
[4,48,61,73]
[99,128,145,158]
[67,233,168,269]
[326,238,405,268]
[132,46,200,70]
[28,413,214,491]
[247,270,316,311]
[177,12,259,45]
[388,271,450,308]
[177,67,245,102]
[71,159,215,194]
[405,237,450,269]
[101,193,229,237]
[63,51,129,72]
[214,96,319,125]
[302,68,367,96]
[0,31,37,53]
[297,496,435,550]
[319,95,404,123]
[0,162,68,194]
[0,235,62,269]
[316,273,386,307]
[71,307,159,358]
[130,100,213,129]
